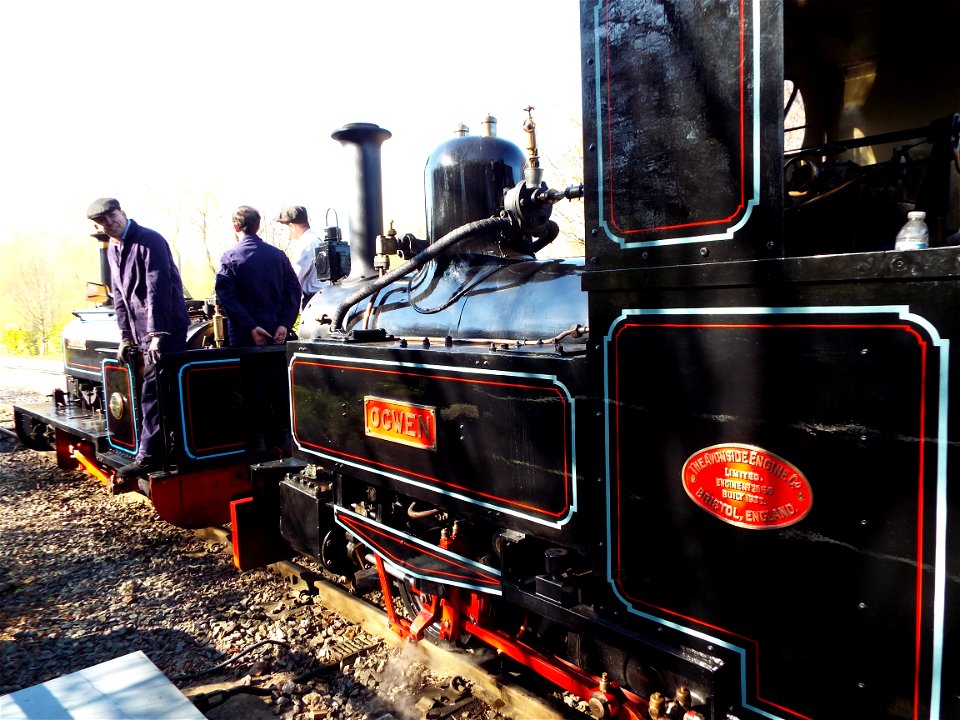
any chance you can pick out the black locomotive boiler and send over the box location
[14,0,960,718]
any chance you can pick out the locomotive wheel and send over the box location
[14,411,52,451]
[397,582,444,643]
[396,581,477,647]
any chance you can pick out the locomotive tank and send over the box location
[297,118,586,344]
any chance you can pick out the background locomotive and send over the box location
[14,0,960,717]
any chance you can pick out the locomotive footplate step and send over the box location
[96,449,139,472]
[13,402,106,444]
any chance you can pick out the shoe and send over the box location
[117,459,160,478]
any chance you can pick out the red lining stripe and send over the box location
[604,0,747,234]
[291,359,571,518]
[612,321,927,720]
[183,365,245,453]
[104,365,135,449]
[67,361,101,371]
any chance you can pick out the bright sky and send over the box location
[0,1,583,255]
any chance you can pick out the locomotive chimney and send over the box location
[91,231,111,286]
[331,122,392,280]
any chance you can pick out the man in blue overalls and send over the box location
[215,205,301,347]
[87,198,189,477]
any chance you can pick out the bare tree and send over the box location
[260,218,291,253]
[148,185,188,268]
[11,251,71,356]
[146,186,227,298]
[539,116,585,258]
[191,190,224,279]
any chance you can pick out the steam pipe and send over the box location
[529,220,560,254]
[331,215,512,332]
[331,123,392,279]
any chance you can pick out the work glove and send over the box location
[145,335,162,366]
[117,339,137,364]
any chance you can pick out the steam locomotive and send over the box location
[13,0,960,717]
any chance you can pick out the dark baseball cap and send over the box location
[275,206,308,224]
[86,197,121,220]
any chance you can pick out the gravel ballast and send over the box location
[0,375,531,720]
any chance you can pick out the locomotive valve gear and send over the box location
[116,339,137,364]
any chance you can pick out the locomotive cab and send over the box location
[781,0,960,255]
[577,0,960,718]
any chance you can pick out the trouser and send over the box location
[136,332,187,462]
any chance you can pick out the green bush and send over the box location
[0,325,33,356]
[0,323,65,357]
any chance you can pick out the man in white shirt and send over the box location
[276,205,322,309]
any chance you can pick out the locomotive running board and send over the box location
[13,401,108,460]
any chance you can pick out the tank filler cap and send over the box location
[482,114,497,137]
[454,122,469,137]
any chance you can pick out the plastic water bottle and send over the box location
[894,211,929,251]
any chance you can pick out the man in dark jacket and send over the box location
[215,205,301,347]
[87,197,190,477]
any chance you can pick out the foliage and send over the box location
[0,325,32,355]
[0,232,96,357]
[0,320,69,357]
